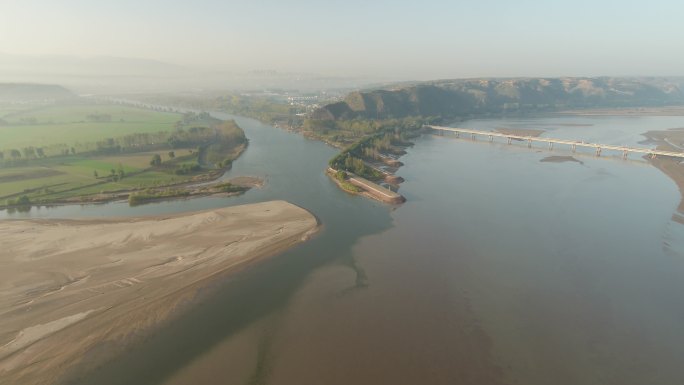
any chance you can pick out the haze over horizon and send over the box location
[1,0,683,81]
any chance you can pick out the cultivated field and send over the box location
[0,103,245,207]
[0,104,180,152]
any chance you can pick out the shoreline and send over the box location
[326,168,405,204]
[638,127,684,216]
[0,201,319,385]
[0,175,264,213]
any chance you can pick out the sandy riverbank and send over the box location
[649,157,684,221]
[0,200,318,385]
[638,127,684,220]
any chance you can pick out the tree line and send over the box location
[0,112,246,168]
[326,117,430,180]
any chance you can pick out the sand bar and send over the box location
[495,127,545,137]
[0,200,318,385]
[558,106,684,116]
[540,155,584,164]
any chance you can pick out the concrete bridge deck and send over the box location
[426,125,684,159]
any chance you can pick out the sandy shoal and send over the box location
[0,200,318,385]
[540,155,583,164]
[494,127,545,137]
[557,106,684,116]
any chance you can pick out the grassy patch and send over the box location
[339,180,362,193]
[0,154,191,201]
[128,189,191,206]
[98,149,193,169]
[3,104,177,125]
[0,105,248,207]
[0,104,180,152]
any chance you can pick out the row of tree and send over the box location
[0,146,48,160]
[326,117,432,179]
[93,163,126,181]
[1,113,245,170]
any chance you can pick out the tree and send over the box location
[0,151,4,160]
[10,149,21,159]
[17,195,31,206]
[36,147,45,158]
[70,147,76,155]
[23,147,36,159]
[117,163,125,179]
[168,151,175,159]
[93,170,99,178]
[150,154,162,166]
[335,170,348,181]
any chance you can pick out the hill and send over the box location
[311,77,684,120]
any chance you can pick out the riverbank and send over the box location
[640,127,684,220]
[0,109,248,212]
[1,174,261,213]
[326,168,405,204]
[0,201,319,385]
[126,176,262,206]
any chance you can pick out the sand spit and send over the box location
[540,155,584,164]
[495,127,545,137]
[558,106,684,116]
[0,200,318,385]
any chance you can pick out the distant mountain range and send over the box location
[311,77,684,120]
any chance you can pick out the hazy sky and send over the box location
[1,0,683,79]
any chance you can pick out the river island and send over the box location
[0,200,318,385]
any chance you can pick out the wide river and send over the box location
[4,113,684,385]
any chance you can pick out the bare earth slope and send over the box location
[0,200,318,385]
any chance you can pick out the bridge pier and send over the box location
[507,137,512,145]
[622,150,628,159]
[455,132,459,138]
[471,133,476,140]
[527,139,532,148]
[571,143,576,152]
[651,153,657,159]
[548,142,553,150]
[596,147,602,157]
[489,135,493,142]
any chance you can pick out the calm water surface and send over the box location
[6,114,684,385]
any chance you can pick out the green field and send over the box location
[0,150,195,202]
[0,104,247,208]
[0,104,180,152]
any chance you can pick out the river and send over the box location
[5,113,684,385]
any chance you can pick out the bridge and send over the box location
[425,125,684,159]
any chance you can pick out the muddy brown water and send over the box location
[5,113,684,385]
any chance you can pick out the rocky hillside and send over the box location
[0,83,76,102]
[311,77,684,120]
